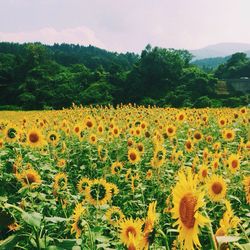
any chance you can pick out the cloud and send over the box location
[0,26,105,48]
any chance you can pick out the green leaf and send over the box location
[22,211,42,228]
[216,236,241,245]
[0,235,19,250]
[44,216,69,223]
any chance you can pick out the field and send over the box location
[0,106,249,250]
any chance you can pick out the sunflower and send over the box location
[217,200,240,235]
[71,203,86,239]
[53,173,68,191]
[193,131,203,142]
[142,201,158,249]
[88,133,97,145]
[146,170,153,180]
[85,179,112,206]
[166,125,177,138]
[111,161,123,175]
[176,112,186,122]
[207,175,227,202]
[77,177,90,194]
[243,176,250,204]
[16,169,42,188]
[185,139,194,153]
[150,146,166,168]
[227,154,240,173]
[57,158,66,168]
[128,148,141,165]
[5,125,18,142]
[222,129,235,141]
[105,206,124,227]
[211,159,220,171]
[171,168,210,250]
[47,131,60,145]
[27,128,44,147]
[136,142,144,154]
[112,126,120,137]
[119,218,144,248]
[108,182,119,196]
[97,145,108,161]
[198,165,209,181]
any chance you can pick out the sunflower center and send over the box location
[202,169,207,178]
[7,128,17,139]
[29,133,39,143]
[168,128,173,133]
[24,173,36,184]
[194,133,201,140]
[212,182,223,194]
[110,212,121,221]
[129,152,137,161]
[126,226,137,238]
[231,160,238,168]
[186,141,191,149]
[179,193,197,229]
[90,183,106,201]
[156,151,164,160]
[137,145,143,152]
[226,133,232,139]
[50,134,57,141]
[86,121,93,128]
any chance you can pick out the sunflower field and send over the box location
[0,105,249,250]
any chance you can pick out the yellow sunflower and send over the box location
[222,129,235,141]
[53,173,68,192]
[16,169,42,189]
[27,128,44,147]
[128,148,141,165]
[171,168,210,250]
[71,203,86,239]
[111,161,123,175]
[119,218,144,248]
[185,139,194,153]
[98,145,108,161]
[77,177,90,194]
[85,179,112,206]
[227,154,240,173]
[5,125,18,142]
[47,131,60,145]
[105,206,124,227]
[193,131,203,142]
[198,165,209,181]
[141,201,158,249]
[243,176,250,204]
[207,175,227,202]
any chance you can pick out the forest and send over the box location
[0,42,249,110]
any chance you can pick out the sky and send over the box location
[0,0,250,53]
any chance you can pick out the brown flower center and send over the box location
[231,159,238,169]
[129,152,137,161]
[126,226,137,238]
[212,182,223,194]
[24,173,36,184]
[29,133,39,143]
[179,193,197,228]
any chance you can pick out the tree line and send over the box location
[0,42,249,110]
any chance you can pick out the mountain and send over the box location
[191,43,250,60]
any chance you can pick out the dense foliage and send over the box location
[0,42,249,110]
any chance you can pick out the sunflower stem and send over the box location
[158,229,170,250]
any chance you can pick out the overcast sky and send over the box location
[0,0,249,53]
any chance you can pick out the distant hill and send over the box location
[192,56,229,71]
[191,43,250,60]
